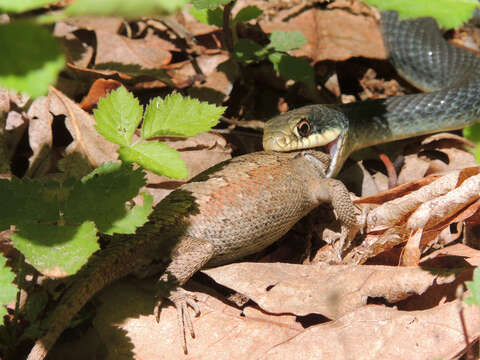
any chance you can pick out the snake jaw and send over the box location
[325,134,346,178]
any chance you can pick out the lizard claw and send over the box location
[155,288,200,354]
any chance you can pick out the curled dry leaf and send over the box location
[203,263,447,320]
[345,167,480,265]
[80,78,122,111]
[48,87,119,167]
[406,173,480,231]
[25,97,53,178]
[364,170,465,233]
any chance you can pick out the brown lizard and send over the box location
[26,150,358,360]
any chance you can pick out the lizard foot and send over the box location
[154,288,201,353]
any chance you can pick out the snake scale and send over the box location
[263,11,480,177]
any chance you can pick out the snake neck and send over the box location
[343,87,480,154]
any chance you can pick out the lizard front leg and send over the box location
[154,235,215,353]
[324,178,360,259]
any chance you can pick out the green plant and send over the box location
[0,87,225,350]
[190,0,315,86]
[0,0,189,97]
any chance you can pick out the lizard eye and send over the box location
[296,119,311,137]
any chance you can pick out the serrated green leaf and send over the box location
[363,0,476,29]
[0,22,65,97]
[0,178,60,231]
[0,255,17,318]
[11,222,99,276]
[64,162,146,234]
[465,267,480,306]
[119,142,188,178]
[189,6,223,27]
[232,39,268,63]
[269,30,307,52]
[94,86,143,146]
[191,0,231,9]
[233,5,262,22]
[142,93,224,138]
[106,192,153,234]
[0,0,56,12]
[66,0,188,17]
[268,53,315,86]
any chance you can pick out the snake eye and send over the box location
[296,119,311,137]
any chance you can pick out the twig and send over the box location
[222,1,235,53]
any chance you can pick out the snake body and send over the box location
[263,11,480,177]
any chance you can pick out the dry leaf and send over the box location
[203,263,446,320]
[95,31,172,70]
[260,8,386,62]
[48,87,119,166]
[48,280,303,360]
[263,300,480,360]
[25,97,53,178]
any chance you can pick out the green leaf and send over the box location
[0,22,65,97]
[233,5,262,22]
[363,0,477,29]
[463,124,480,163]
[0,255,17,318]
[465,267,480,306]
[66,0,189,17]
[268,53,315,86]
[0,0,57,12]
[142,93,225,138]
[0,178,60,231]
[107,192,153,234]
[118,141,188,178]
[232,39,268,63]
[191,0,231,9]
[11,222,99,276]
[189,6,223,27]
[94,86,143,146]
[269,30,307,52]
[64,162,146,234]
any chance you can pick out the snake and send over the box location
[262,10,480,178]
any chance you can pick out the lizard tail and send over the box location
[26,241,144,360]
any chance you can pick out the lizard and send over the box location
[25,150,359,360]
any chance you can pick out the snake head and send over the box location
[263,105,349,177]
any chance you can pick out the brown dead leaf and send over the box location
[263,300,480,360]
[421,243,480,267]
[260,8,386,62]
[62,17,124,33]
[344,167,480,264]
[406,173,480,231]
[365,170,464,233]
[95,31,172,70]
[359,68,406,100]
[48,280,303,360]
[203,263,446,320]
[80,78,122,111]
[48,87,119,167]
[54,22,94,68]
[25,97,53,178]
[397,155,430,184]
